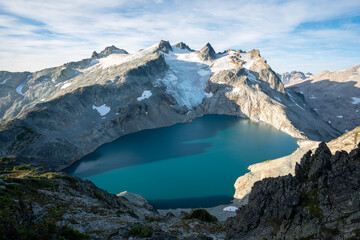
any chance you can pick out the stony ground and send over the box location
[0,156,229,239]
[226,141,360,239]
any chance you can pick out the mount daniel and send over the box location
[0,40,339,170]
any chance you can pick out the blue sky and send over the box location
[0,0,360,74]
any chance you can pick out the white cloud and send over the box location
[0,0,359,73]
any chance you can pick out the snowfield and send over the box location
[61,82,72,89]
[92,104,111,116]
[137,90,152,101]
[157,47,211,109]
[351,97,360,104]
[223,206,238,212]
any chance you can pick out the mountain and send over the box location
[286,65,360,134]
[226,127,360,239]
[0,40,338,170]
[280,71,313,85]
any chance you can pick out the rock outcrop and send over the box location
[174,42,194,51]
[233,126,360,202]
[196,43,216,61]
[280,71,312,85]
[92,45,128,59]
[0,40,339,170]
[226,141,360,239]
[287,65,360,134]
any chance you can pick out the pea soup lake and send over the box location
[65,115,298,209]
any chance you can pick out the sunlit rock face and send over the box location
[0,40,338,170]
[287,65,360,134]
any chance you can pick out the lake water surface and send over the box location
[65,115,298,209]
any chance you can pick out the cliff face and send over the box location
[233,126,360,201]
[226,141,360,239]
[0,41,339,170]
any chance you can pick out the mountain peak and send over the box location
[91,45,128,59]
[174,42,194,51]
[197,43,216,61]
[158,40,173,53]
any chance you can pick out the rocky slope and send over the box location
[287,65,360,134]
[0,157,227,239]
[226,140,360,239]
[0,40,339,170]
[233,126,360,202]
[280,71,313,85]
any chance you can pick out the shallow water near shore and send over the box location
[65,115,298,209]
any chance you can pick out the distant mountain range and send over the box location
[278,71,313,85]
[287,65,360,133]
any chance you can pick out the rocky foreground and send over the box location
[226,141,360,239]
[0,157,227,239]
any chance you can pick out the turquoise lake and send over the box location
[65,115,298,209]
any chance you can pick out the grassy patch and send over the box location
[125,225,153,238]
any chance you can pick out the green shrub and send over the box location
[13,164,32,170]
[125,225,153,238]
[184,209,218,223]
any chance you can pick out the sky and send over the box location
[0,0,360,74]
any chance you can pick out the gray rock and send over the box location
[174,42,194,51]
[226,141,360,239]
[158,40,173,53]
[196,43,216,61]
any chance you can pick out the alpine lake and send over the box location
[65,115,298,209]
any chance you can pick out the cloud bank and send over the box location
[0,0,359,74]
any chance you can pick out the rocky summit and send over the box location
[226,140,360,239]
[0,40,338,170]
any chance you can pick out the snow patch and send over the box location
[336,115,343,118]
[92,104,111,116]
[98,43,158,69]
[239,53,256,69]
[61,82,72,89]
[328,120,332,124]
[197,69,210,76]
[16,75,31,97]
[274,96,282,102]
[223,206,238,212]
[205,92,213,98]
[351,97,360,104]
[0,78,7,85]
[309,95,317,99]
[244,69,260,83]
[232,87,240,93]
[137,90,152,101]
[210,52,236,73]
[287,91,304,110]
